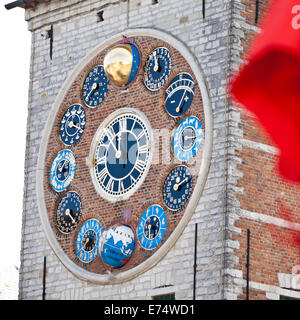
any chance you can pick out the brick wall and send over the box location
[228,0,300,300]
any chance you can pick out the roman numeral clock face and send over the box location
[38,32,211,284]
[92,112,151,199]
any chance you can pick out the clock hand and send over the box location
[173,176,191,191]
[83,237,90,250]
[65,209,75,224]
[104,129,119,154]
[115,134,122,159]
[85,82,98,101]
[58,160,67,172]
[68,121,82,131]
[184,135,196,140]
[176,91,190,113]
[120,132,128,168]
[153,52,159,72]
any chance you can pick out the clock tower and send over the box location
[7,0,300,300]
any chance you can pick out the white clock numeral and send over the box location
[135,159,146,173]
[105,126,115,143]
[106,177,114,192]
[97,166,108,182]
[136,130,145,141]
[119,118,127,132]
[138,144,148,154]
[130,175,137,184]
[118,180,125,192]
[96,156,106,166]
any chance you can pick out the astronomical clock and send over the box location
[37,29,212,284]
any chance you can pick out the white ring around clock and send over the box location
[88,107,154,202]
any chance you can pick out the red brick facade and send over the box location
[233,0,300,300]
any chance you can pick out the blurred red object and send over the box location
[230,0,300,182]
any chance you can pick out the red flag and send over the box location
[230,0,300,182]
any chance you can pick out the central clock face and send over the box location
[91,110,151,200]
[38,31,211,284]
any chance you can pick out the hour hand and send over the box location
[85,82,98,100]
[153,52,159,72]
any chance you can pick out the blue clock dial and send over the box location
[137,205,167,250]
[163,165,192,211]
[144,47,171,91]
[82,65,109,108]
[60,104,86,146]
[173,116,203,161]
[93,112,151,198]
[57,191,82,234]
[76,219,102,263]
[50,149,76,192]
[165,72,195,117]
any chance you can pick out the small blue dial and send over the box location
[173,116,203,161]
[163,165,192,211]
[93,112,151,198]
[144,47,171,91]
[137,205,167,250]
[82,65,109,108]
[76,219,102,263]
[60,104,86,146]
[165,72,195,117]
[57,191,82,234]
[50,149,76,192]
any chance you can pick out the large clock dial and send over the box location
[82,65,109,108]
[38,31,211,284]
[137,205,167,250]
[92,110,151,200]
[57,191,82,234]
[49,149,76,192]
[144,47,171,91]
[173,116,204,162]
[76,219,102,263]
[163,165,193,211]
[165,72,195,117]
[60,104,86,146]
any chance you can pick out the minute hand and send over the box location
[173,176,192,191]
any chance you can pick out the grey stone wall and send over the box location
[20,0,232,300]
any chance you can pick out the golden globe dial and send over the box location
[103,44,133,87]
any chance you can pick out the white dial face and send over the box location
[92,110,152,200]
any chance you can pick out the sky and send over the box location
[0,4,31,269]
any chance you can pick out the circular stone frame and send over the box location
[36,28,213,284]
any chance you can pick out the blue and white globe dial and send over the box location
[173,116,203,161]
[76,219,102,263]
[144,47,171,91]
[82,65,109,108]
[137,205,167,250]
[50,149,76,192]
[100,224,135,268]
[165,72,195,117]
[60,104,86,146]
[163,165,192,211]
[56,191,82,234]
[93,112,151,200]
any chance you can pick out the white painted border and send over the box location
[36,28,213,284]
